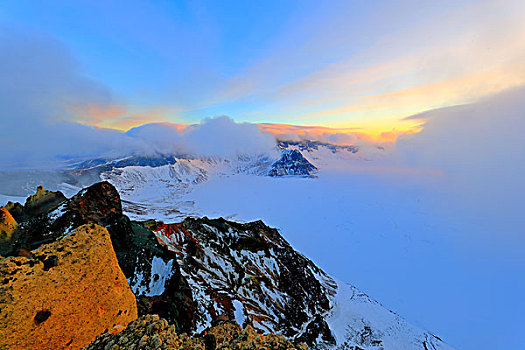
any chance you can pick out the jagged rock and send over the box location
[0,207,17,241]
[113,221,195,334]
[149,217,336,346]
[0,182,452,350]
[82,314,308,350]
[1,182,195,334]
[0,183,120,254]
[268,149,318,176]
[149,216,452,350]
[23,185,67,218]
[0,224,137,350]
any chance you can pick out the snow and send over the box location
[166,167,524,350]
[327,281,452,349]
[233,300,246,327]
[148,256,174,296]
[47,202,67,221]
[130,256,174,297]
[3,142,522,349]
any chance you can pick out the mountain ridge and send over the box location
[1,182,452,349]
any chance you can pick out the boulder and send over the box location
[0,224,137,350]
[0,207,17,241]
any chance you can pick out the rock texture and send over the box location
[83,314,308,350]
[0,207,17,241]
[0,182,451,350]
[278,140,359,154]
[0,182,123,255]
[23,185,67,218]
[148,216,451,350]
[149,217,336,347]
[1,182,195,334]
[0,224,137,350]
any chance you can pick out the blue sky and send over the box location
[2,0,524,136]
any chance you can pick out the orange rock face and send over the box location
[0,224,138,350]
[0,207,17,241]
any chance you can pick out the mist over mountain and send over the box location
[1,11,525,349]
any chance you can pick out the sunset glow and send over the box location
[2,0,522,135]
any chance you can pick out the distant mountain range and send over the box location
[0,140,371,219]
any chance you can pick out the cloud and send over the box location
[0,30,140,167]
[128,117,278,158]
[0,30,121,126]
[0,31,277,168]
[207,0,525,128]
[396,86,525,247]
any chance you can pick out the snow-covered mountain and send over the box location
[0,141,358,220]
[0,140,375,207]
[2,182,452,350]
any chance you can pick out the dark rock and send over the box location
[34,310,51,325]
[148,216,338,346]
[278,140,359,154]
[268,149,318,176]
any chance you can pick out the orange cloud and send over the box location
[257,122,421,143]
[97,106,184,130]
[68,103,127,124]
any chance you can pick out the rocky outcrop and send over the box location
[83,314,308,350]
[149,217,337,347]
[278,140,359,154]
[0,224,137,350]
[0,207,17,241]
[1,182,195,334]
[23,185,67,218]
[268,149,317,176]
[148,216,452,350]
[0,182,121,255]
[0,182,451,350]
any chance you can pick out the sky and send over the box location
[2,0,525,140]
[1,2,525,348]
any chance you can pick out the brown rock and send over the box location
[23,185,67,217]
[0,224,138,350]
[83,315,307,350]
[0,207,17,241]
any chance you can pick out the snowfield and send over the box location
[1,143,523,349]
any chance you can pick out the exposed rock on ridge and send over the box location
[1,181,196,335]
[150,217,337,347]
[0,224,137,350]
[83,314,308,350]
[268,149,318,176]
[0,207,17,241]
[1,182,453,350]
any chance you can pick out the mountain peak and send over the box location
[268,149,318,176]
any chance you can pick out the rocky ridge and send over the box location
[0,182,452,350]
[149,218,336,346]
[83,314,307,350]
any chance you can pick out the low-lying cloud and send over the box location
[0,31,278,168]
[396,86,525,247]
[127,117,278,158]
[0,30,135,168]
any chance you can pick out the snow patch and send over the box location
[148,257,174,296]
[233,300,246,327]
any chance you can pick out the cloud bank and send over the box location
[0,30,137,168]
[396,86,525,248]
[0,31,278,168]
[127,117,277,158]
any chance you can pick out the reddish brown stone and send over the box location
[0,224,137,350]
